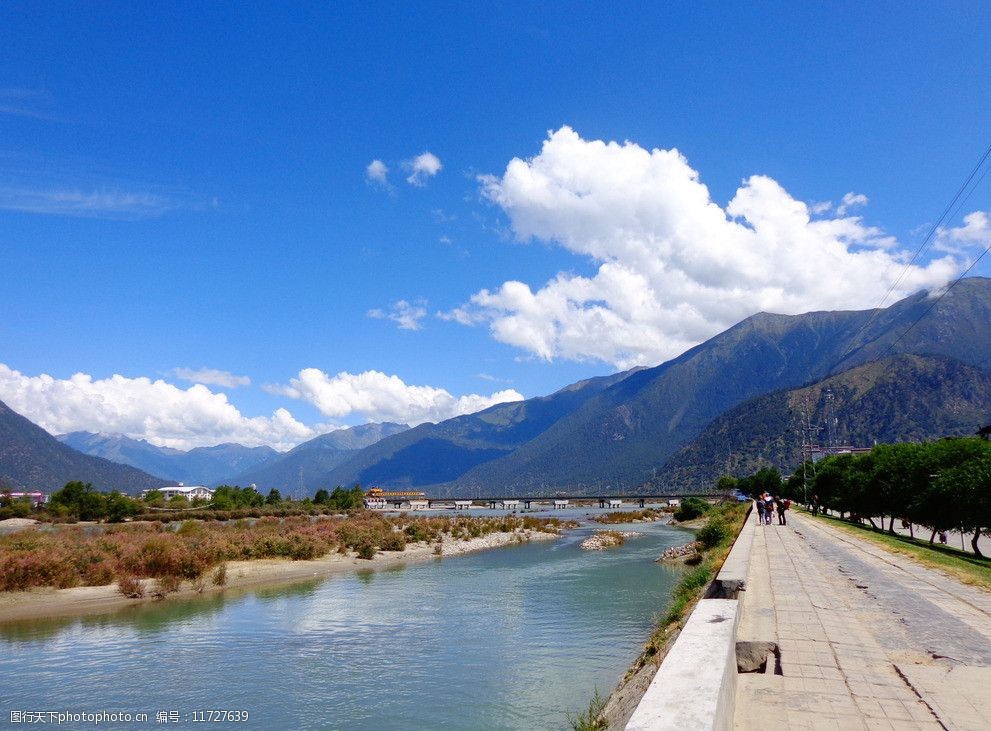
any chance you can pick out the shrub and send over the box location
[674,497,709,521]
[117,575,145,598]
[356,541,376,560]
[696,517,729,549]
[212,563,227,586]
[151,574,181,598]
[379,532,407,552]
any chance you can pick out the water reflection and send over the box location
[2,518,691,731]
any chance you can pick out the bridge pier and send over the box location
[488,500,497,509]
[638,498,645,508]
[523,500,531,509]
[598,498,605,508]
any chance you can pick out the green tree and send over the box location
[105,491,138,522]
[266,488,282,505]
[313,488,330,504]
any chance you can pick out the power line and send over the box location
[877,241,991,361]
[829,141,991,371]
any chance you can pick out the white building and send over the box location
[141,485,214,501]
[608,499,622,508]
[364,497,387,510]
[553,499,569,509]
[453,500,473,510]
[408,500,429,511]
[501,500,520,509]
[667,498,681,507]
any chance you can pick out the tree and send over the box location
[105,491,138,522]
[313,488,330,505]
[50,481,108,521]
[266,488,282,505]
[715,475,738,495]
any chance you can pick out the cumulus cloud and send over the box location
[455,126,978,368]
[935,211,991,255]
[367,299,428,331]
[172,367,251,389]
[271,369,524,425]
[836,191,869,216]
[404,152,442,186]
[0,364,312,450]
[365,159,389,186]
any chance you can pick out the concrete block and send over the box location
[626,599,740,731]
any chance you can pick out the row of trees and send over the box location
[735,438,990,556]
[1,481,372,522]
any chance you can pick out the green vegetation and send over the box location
[592,508,667,524]
[567,688,608,731]
[0,512,569,593]
[654,354,991,493]
[783,437,991,556]
[630,499,748,673]
[808,510,991,590]
[673,496,709,521]
[695,517,728,548]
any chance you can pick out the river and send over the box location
[1,510,691,730]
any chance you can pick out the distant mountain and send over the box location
[435,278,991,495]
[321,277,991,496]
[229,422,411,494]
[651,354,991,492]
[0,400,170,492]
[319,370,638,490]
[57,432,281,486]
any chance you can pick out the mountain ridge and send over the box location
[0,401,170,492]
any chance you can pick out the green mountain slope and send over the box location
[653,354,991,492]
[0,401,170,492]
[439,278,991,494]
[319,370,638,490]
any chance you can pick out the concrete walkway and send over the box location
[734,510,991,730]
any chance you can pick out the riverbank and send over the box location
[599,502,750,729]
[0,528,558,623]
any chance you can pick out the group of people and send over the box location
[756,492,790,525]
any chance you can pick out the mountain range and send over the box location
[6,278,991,496]
[0,400,169,492]
[228,422,410,494]
[319,277,991,495]
[57,432,282,486]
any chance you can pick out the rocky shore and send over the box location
[580,530,641,550]
[654,541,702,562]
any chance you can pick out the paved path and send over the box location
[734,510,991,730]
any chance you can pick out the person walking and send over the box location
[765,495,775,525]
[776,497,789,525]
[756,496,766,526]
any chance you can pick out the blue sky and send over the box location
[2,2,990,449]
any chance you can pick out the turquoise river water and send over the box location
[1,510,691,730]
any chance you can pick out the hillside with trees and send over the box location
[652,355,991,492]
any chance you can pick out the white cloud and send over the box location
[458,126,977,369]
[172,367,251,389]
[365,159,389,186]
[404,152,442,186]
[0,187,172,218]
[0,364,312,450]
[367,299,428,331]
[935,211,991,255]
[272,368,524,425]
[836,191,868,216]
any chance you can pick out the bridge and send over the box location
[376,493,726,510]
